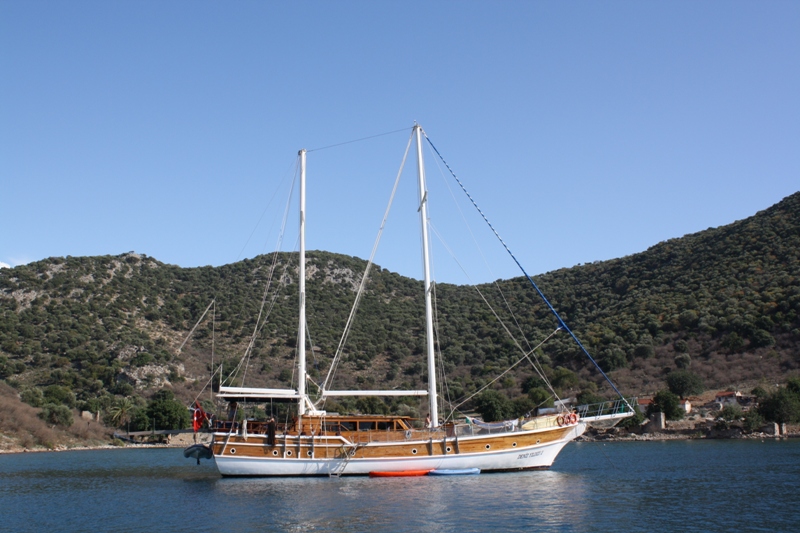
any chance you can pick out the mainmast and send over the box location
[297,149,307,417]
[414,125,438,427]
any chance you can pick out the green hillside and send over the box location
[1,192,799,426]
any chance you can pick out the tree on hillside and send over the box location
[474,390,512,422]
[757,383,800,424]
[43,385,76,408]
[666,370,704,399]
[647,390,684,421]
[107,396,135,431]
[146,389,190,430]
[674,353,691,370]
[527,387,554,410]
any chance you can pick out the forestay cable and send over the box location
[423,129,631,408]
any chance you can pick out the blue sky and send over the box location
[2,2,798,284]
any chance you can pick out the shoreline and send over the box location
[578,426,800,442]
[0,442,186,455]
[2,429,798,455]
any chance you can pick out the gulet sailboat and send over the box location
[191,125,633,476]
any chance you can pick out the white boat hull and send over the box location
[212,423,585,476]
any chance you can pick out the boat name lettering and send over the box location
[517,451,544,460]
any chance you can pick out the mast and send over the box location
[415,125,438,427]
[297,149,307,417]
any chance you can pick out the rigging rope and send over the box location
[308,126,411,153]
[428,150,536,355]
[177,299,216,354]
[449,327,563,413]
[226,158,300,387]
[320,129,415,395]
[428,221,559,397]
[422,129,632,409]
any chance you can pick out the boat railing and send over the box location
[212,412,586,443]
[444,414,567,437]
[576,398,636,427]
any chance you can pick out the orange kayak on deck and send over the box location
[369,470,432,477]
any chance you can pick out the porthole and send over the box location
[512,442,517,447]
[286,450,292,456]
[307,451,313,457]
[272,450,278,456]
[229,448,236,454]
[536,439,541,444]
[485,444,491,450]
[411,449,418,454]
[446,447,452,453]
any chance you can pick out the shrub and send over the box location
[521,376,546,394]
[751,386,769,400]
[743,410,764,433]
[674,353,691,370]
[599,347,627,371]
[355,396,389,415]
[527,387,553,409]
[0,356,12,379]
[511,397,537,418]
[550,367,579,389]
[43,385,76,408]
[131,352,154,367]
[721,332,745,352]
[673,339,689,353]
[38,403,74,427]
[749,329,775,348]
[633,345,655,359]
[618,405,646,429]
[720,404,742,421]
[20,387,44,407]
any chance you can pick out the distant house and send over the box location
[714,391,742,406]
[680,399,692,414]
[638,398,653,413]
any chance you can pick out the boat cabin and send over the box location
[296,415,413,436]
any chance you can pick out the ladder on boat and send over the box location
[329,441,359,478]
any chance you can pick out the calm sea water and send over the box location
[1,440,798,533]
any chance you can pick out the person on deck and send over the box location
[267,417,277,447]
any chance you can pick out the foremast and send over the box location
[414,124,438,428]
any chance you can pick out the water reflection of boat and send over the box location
[190,125,633,476]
